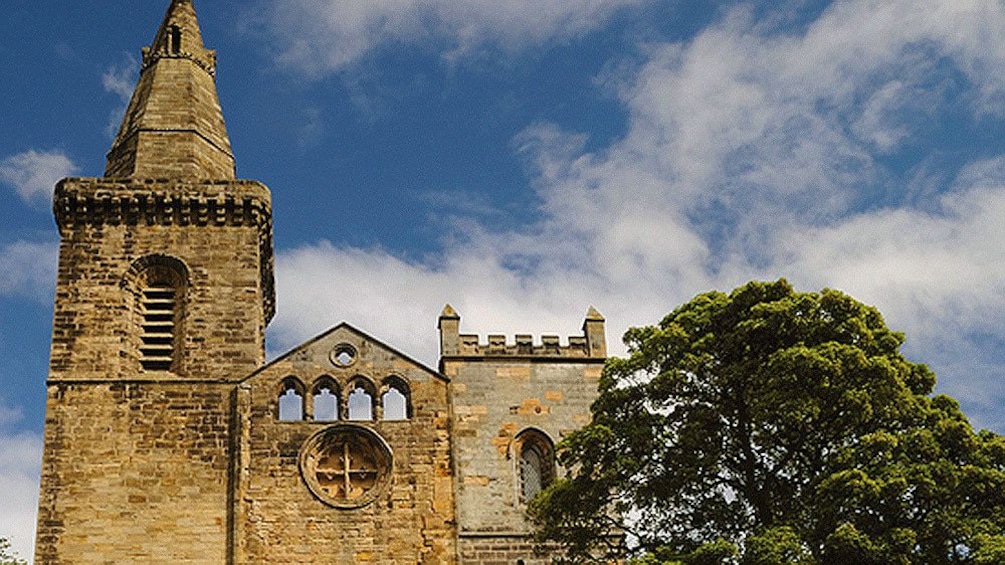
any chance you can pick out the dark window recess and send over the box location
[170,26,182,53]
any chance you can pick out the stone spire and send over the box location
[105,0,236,179]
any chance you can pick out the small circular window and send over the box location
[299,424,393,509]
[329,343,357,367]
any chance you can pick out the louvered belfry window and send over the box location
[140,283,177,371]
[131,259,186,373]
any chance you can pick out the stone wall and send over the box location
[48,177,273,381]
[440,308,606,564]
[234,326,458,564]
[38,175,273,562]
[35,382,235,563]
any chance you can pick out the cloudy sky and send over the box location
[2,0,1004,560]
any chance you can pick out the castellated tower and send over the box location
[440,306,607,564]
[36,0,274,561]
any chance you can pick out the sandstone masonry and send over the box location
[35,1,607,563]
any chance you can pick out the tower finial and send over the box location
[105,0,236,180]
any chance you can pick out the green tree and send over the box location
[530,280,1005,564]
[0,537,26,565]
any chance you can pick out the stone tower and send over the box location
[35,0,274,561]
[440,307,606,564]
[34,2,607,563]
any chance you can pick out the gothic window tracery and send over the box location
[346,377,376,421]
[380,376,411,421]
[278,377,305,421]
[300,424,393,509]
[312,376,339,422]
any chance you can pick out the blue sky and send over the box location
[2,0,1005,560]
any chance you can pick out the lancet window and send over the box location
[170,25,182,54]
[128,256,188,373]
[516,429,556,503]
[347,378,376,421]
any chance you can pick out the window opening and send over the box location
[139,285,176,371]
[300,426,393,508]
[313,386,339,422]
[314,435,379,500]
[518,432,555,503]
[347,386,373,421]
[330,343,357,367]
[127,257,187,374]
[279,380,305,421]
[170,25,182,53]
[382,387,408,421]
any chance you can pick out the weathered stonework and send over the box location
[440,308,606,563]
[36,1,608,563]
[233,326,457,564]
[106,0,234,179]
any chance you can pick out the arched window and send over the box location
[312,376,339,422]
[125,256,188,373]
[278,377,305,421]
[346,378,375,421]
[380,376,411,421]
[516,429,555,503]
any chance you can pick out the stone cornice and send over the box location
[54,178,270,229]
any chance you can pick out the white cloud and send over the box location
[262,0,650,74]
[102,58,136,104]
[0,432,41,564]
[102,55,138,137]
[0,397,41,564]
[0,241,59,303]
[0,151,79,207]
[269,0,1005,433]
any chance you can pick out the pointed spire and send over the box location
[150,0,208,60]
[105,0,236,179]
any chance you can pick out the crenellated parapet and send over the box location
[438,305,606,361]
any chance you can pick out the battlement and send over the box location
[438,305,606,360]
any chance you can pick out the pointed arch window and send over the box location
[347,378,376,421]
[516,429,556,503]
[312,376,340,422]
[380,376,411,421]
[278,377,305,421]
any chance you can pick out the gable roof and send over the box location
[244,322,448,383]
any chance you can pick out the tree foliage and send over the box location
[0,538,26,565]
[530,280,1005,564]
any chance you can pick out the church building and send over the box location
[34,1,606,563]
